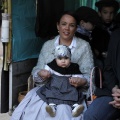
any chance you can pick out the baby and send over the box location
[37,45,85,117]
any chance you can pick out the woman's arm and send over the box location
[31,39,55,82]
[76,40,94,86]
[69,77,87,87]
[70,39,94,89]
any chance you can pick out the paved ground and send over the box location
[0,112,11,120]
[0,41,11,120]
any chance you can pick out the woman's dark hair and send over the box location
[56,11,79,25]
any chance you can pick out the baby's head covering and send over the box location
[54,45,71,59]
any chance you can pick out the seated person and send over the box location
[11,11,94,120]
[84,28,120,120]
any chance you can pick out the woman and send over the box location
[11,11,94,120]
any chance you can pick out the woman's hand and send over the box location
[109,86,120,109]
[38,69,51,80]
[69,77,87,87]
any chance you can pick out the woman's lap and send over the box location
[11,87,40,120]
[84,96,120,120]
[11,86,85,120]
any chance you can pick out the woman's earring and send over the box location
[58,30,59,33]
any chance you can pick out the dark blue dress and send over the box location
[37,59,84,105]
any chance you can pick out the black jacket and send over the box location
[95,28,120,96]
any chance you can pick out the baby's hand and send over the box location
[38,69,51,80]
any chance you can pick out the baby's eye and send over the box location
[57,56,62,60]
[64,56,69,59]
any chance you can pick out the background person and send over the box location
[92,0,119,63]
[84,28,120,120]
[95,0,119,35]
[91,0,119,87]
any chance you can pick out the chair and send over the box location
[27,75,35,91]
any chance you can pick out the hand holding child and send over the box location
[38,69,51,80]
[69,77,87,88]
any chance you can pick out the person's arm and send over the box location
[77,40,94,97]
[32,65,51,83]
[70,40,94,89]
[31,39,55,83]
[69,74,87,87]
[77,41,94,86]
[32,43,47,78]
[32,43,47,83]
[69,77,87,87]
[37,65,51,80]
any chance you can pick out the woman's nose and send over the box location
[65,25,69,29]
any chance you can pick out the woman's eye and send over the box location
[61,22,66,25]
[70,24,76,27]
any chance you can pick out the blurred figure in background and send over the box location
[92,0,119,66]
[91,0,119,87]
[92,0,119,64]
[95,0,119,35]
[84,27,120,120]
[75,6,111,70]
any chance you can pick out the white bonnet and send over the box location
[54,45,71,58]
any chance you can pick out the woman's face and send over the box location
[57,14,77,41]
[99,7,115,24]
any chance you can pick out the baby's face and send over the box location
[56,57,71,68]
